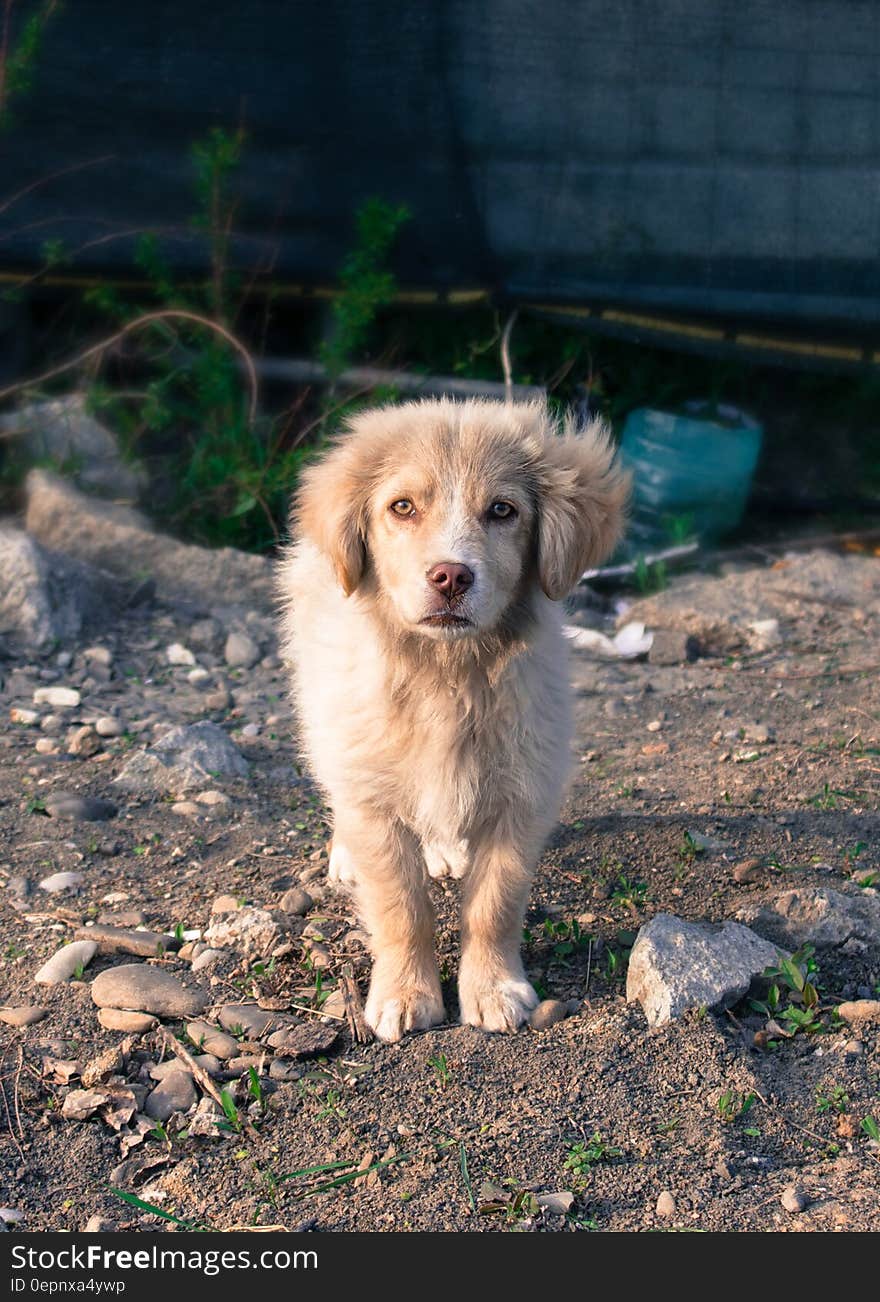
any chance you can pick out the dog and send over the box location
[277,399,627,1042]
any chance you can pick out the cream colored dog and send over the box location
[277,399,627,1042]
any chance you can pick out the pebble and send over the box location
[95,716,124,738]
[280,887,314,916]
[268,1059,303,1082]
[195,790,231,809]
[837,1000,880,1024]
[529,999,569,1031]
[66,725,102,757]
[205,689,231,711]
[75,925,180,958]
[191,949,223,973]
[44,792,117,822]
[0,1006,48,1027]
[40,715,62,732]
[83,646,113,667]
[83,1216,111,1233]
[218,1004,274,1037]
[34,940,97,985]
[166,643,196,666]
[187,667,212,687]
[171,801,202,817]
[149,1055,220,1081]
[39,871,84,894]
[733,859,763,884]
[80,1045,124,1088]
[189,618,222,649]
[211,894,241,914]
[842,1038,865,1057]
[97,1008,157,1034]
[33,686,80,708]
[240,722,260,739]
[225,632,260,669]
[90,964,208,1018]
[781,1185,808,1214]
[10,707,39,726]
[656,1191,676,1218]
[185,1020,238,1059]
[646,720,663,732]
[144,1071,197,1122]
[96,910,147,928]
[34,738,58,755]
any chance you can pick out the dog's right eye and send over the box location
[389,499,415,517]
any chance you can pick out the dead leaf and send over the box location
[61,1089,109,1121]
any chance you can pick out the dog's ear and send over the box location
[294,441,372,596]
[535,416,629,601]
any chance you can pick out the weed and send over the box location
[0,0,59,130]
[564,1133,622,1178]
[247,1066,264,1111]
[108,1189,209,1231]
[216,1087,243,1134]
[816,1086,849,1115]
[610,875,648,911]
[633,555,667,594]
[427,1052,452,1090]
[751,946,826,1035]
[716,1091,757,1124]
[459,1142,475,1211]
[861,1116,879,1142]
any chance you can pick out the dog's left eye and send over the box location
[487,501,516,521]
[390,499,415,517]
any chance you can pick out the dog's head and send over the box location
[294,399,628,640]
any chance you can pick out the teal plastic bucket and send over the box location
[618,403,763,552]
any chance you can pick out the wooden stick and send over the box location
[340,964,372,1045]
[156,1025,259,1140]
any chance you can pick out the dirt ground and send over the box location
[1,551,878,1234]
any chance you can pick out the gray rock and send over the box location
[529,999,569,1031]
[97,1008,157,1034]
[95,716,124,738]
[114,721,248,794]
[26,469,274,611]
[34,940,97,985]
[656,1191,677,1218]
[0,395,144,498]
[190,949,223,973]
[218,1004,275,1038]
[44,792,117,822]
[39,871,84,894]
[781,1185,808,1214]
[737,887,880,954]
[279,887,314,917]
[185,1020,238,1059]
[149,1055,220,1081]
[90,964,207,1018]
[0,527,123,650]
[626,913,781,1027]
[204,907,289,956]
[74,925,180,958]
[144,1070,197,1122]
[225,631,260,668]
[648,629,697,665]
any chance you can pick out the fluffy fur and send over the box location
[277,399,627,1042]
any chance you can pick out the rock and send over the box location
[191,949,223,973]
[625,913,781,1028]
[655,1191,677,1218]
[61,1089,112,1122]
[194,790,231,809]
[114,721,248,794]
[536,1191,576,1215]
[185,1020,238,1059]
[26,468,275,611]
[97,910,146,928]
[90,964,207,1018]
[74,925,180,958]
[189,618,223,650]
[733,859,763,884]
[686,830,732,853]
[781,1185,808,1214]
[34,940,97,985]
[0,1006,47,1027]
[211,894,241,914]
[279,887,314,916]
[95,716,124,738]
[205,689,231,711]
[171,801,202,817]
[144,1071,197,1122]
[83,646,113,667]
[529,999,569,1031]
[39,871,84,894]
[10,708,39,726]
[166,643,196,667]
[225,632,260,668]
[44,792,117,822]
[268,1059,303,1082]
[66,725,101,757]
[0,527,124,651]
[266,1023,338,1059]
[33,686,80,708]
[83,1216,112,1233]
[218,1004,275,1038]
[34,737,59,755]
[737,887,880,954]
[836,1000,880,1025]
[0,394,144,498]
[81,1045,124,1088]
[648,628,698,665]
[149,1055,220,1081]
[204,907,289,956]
[97,1008,157,1034]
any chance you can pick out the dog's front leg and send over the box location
[336,809,444,1043]
[458,822,540,1033]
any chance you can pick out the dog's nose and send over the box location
[426,562,474,599]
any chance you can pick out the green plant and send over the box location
[247,1066,264,1111]
[633,555,667,594]
[108,1189,209,1231]
[716,1090,756,1124]
[751,945,826,1035]
[861,1115,879,1142]
[216,1087,243,1134]
[816,1086,849,1116]
[427,1052,452,1090]
[610,875,648,912]
[564,1133,622,1178]
[0,0,59,130]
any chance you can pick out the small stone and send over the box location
[269,1059,303,1081]
[280,887,314,916]
[211,894,241,914]
[189,618,222,650]
[166,643,196,666]
[781,1185,808,1214]
[836,1000,880,1025]
[144,1071,196,1122]
[648,629,697,665]
[95,716,124,738]
[646,720,663,733]
[738,887,880,953]
[97,1008,157,1034]
[218,1004,274,1037]
[187,667,212,688]
[35,738,58,755]
[842,1038,864,1057]
[266,1023,338,1059]
[743,722,774,744]
[83,1215,111,1232]
[529,999,569,1031]
[10,708,39,726]
[171,801,202,817]
[536,1191,575,1215]
[0,1006,47,1027]
[194,790,231,808]
[733,859,763,884]
[191,948,223,973]
[81,1045,124,1088]
[38,871,84,894]
[83,646,113,667]
[44,792,117,822]
[33,686,80,708]
[185,1020,238,1059]
[66,725,102,757]
[34,940,97,985]
[656,1191,676,1218]
[641,741,670,756]
[204,907,289,955]
[225,632,260,669]
[90,964,207,1018]
[205,689,231,711]
[240,722,260,739]
[114,720,248,793]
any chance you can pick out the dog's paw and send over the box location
[365,972,445,1043]
[423,839,470,880]
[458,968,538,1033]
[327,839,357,888]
